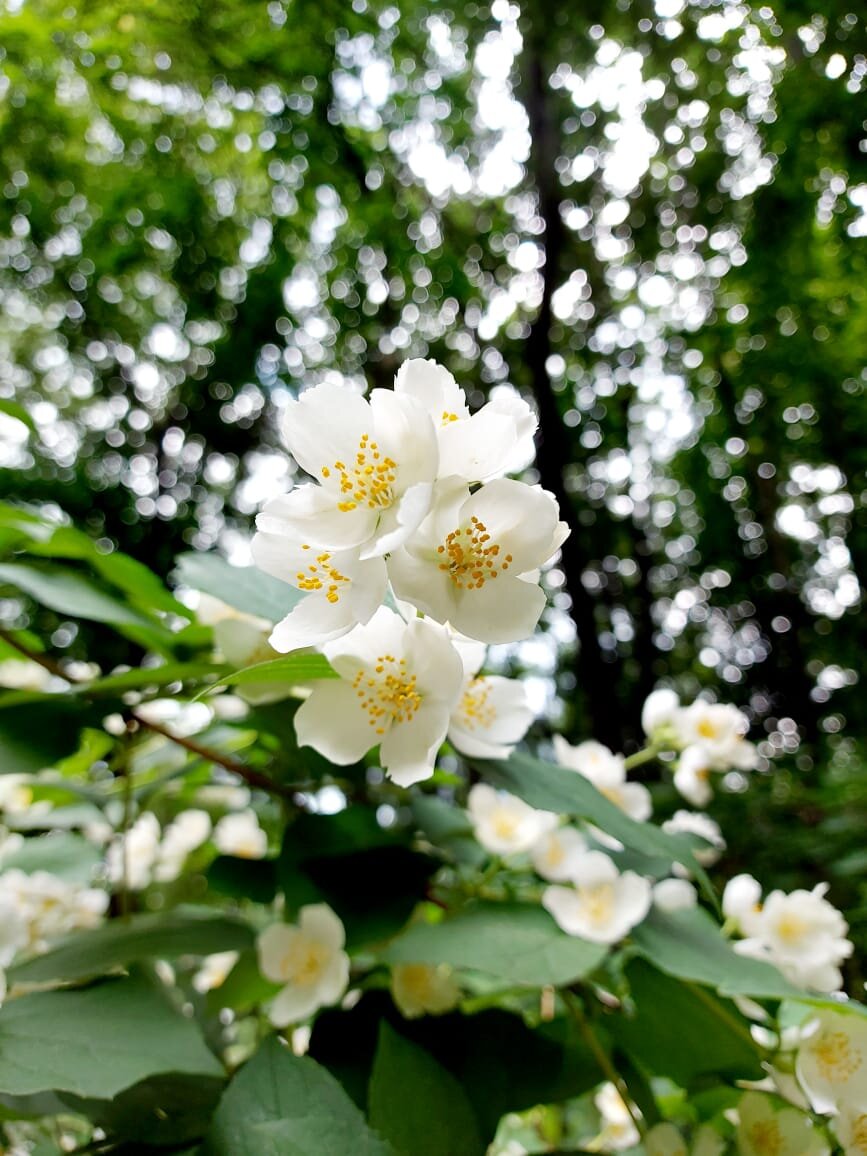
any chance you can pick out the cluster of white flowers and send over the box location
[0,868,107,970]
[105,805,266,891]
[723,873,853,992]
[252,359,564,785]
[642,688,758,807]
[466,784,672,946]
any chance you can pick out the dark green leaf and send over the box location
[381,902,607,987]
[368,1023,485,1156]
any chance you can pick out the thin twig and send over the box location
[563,991,646,1138]
[0,626,299,802]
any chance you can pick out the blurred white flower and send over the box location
[531,826,588,883]
[193,950,239,994]
[736,1091,828,1156]
[0,658,55,692]
[593,1082,640,1151]
[797,1009,867,1114]
[257,904,350,1026]
[553,737,652,824]
[662,810,726,866]
[295,607,463,787]
[213,810,267,860]
[673,745,715,808]
[653,877,698,913]
[105,812,162,890]
[542,851,652,944]
[645,1122,725,1156]
[641,688,681,737]
[0,869,108,955]
[268,381,439,558]
[388,479,568,645]
[467,783,557,856]
[673,700,758,771]
[832,1105,867,1155]
[390,962,460,1019]
[154,809,212,882]
[722,874,763,932]
[0,775,33,816]
[733,883,852,993]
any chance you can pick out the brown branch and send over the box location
[0,627,299,802]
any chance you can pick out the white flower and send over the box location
[257,904,350,1026]
[135,698,212,737]
[269,380,439,558]
[531,827,588,882]
[467,783,557,856]
[594,1082,640,1151]
[723,874,764,932]
[390,962,461,1019]
[662,810,726,866]
[641,688,681,737]
[646,1122,725,1156]
[105,812,162,890]
[0,869,108,954]
[295,607,463,787]
[213,810,268,859]
[653,877,698,913]
[0,658,55,692]
[553,737,652,823]
[736,1091,828,1156]
[796,1009,867,1114]
[542,851,652,944]
[193,950,240,994]
[674,745,715,808]
[0,775,33,815]
[674,700,758,771]
[393,358,536,483]
[447,638,535,759]
[251,530,388,654]
[388,479,568,645]
[832,1104,867,1155]
[734,884,852,993]
[154,809,212,882]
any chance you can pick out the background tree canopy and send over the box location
[1,1,865,931]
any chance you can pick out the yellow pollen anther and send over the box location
[437,518,511,590]
[813,1030,862,1083]
[458,679,497,730]
[293,551,349,602]
[747,1122,782,1156]
[325,436,396,513]
[441,410,459,424]
[352,655,422,734]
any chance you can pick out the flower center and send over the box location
[353,654,422,736]
[491,809,520,840]
[441,410,459,425]
[580,883,615,926]
[812,1030,862,1082]
[747,1121,782,1156]
[545,838,565,867]
[437,516,513,590]
[322,434,397,512]
[697,719,720,740]
[285,937,329,985]
[296,546,350,604]
[457,679,497,730]
[774,911,808,945]
[850,1116,867,1154]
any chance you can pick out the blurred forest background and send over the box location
[0,2,865,930]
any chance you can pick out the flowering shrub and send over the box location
[0,360,863,1154]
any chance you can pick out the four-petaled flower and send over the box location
[257,904,350,1026]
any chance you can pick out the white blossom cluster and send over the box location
[251,359,565,786]
[723,873,853,993]
[642,688,759,807]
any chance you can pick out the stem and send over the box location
[0,626,300,803]
[622,745,662,773]
[563,991,646,1138]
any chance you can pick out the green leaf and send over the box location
[65,1073,225,1149]
[0,698,102,775]
[368,1023,485,1156]
[0,973,224,1099]
[381,902,607,986]
[0,399,35,432]
[630,907,802,999]
[0,561,161,631]
[173,551,303,625]
[10,910,255,985]
[483,752,705,877]
[0,832,101,883]
[202,1036,395,1156]
[201,653,337,696]
[608,959,763,1086]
